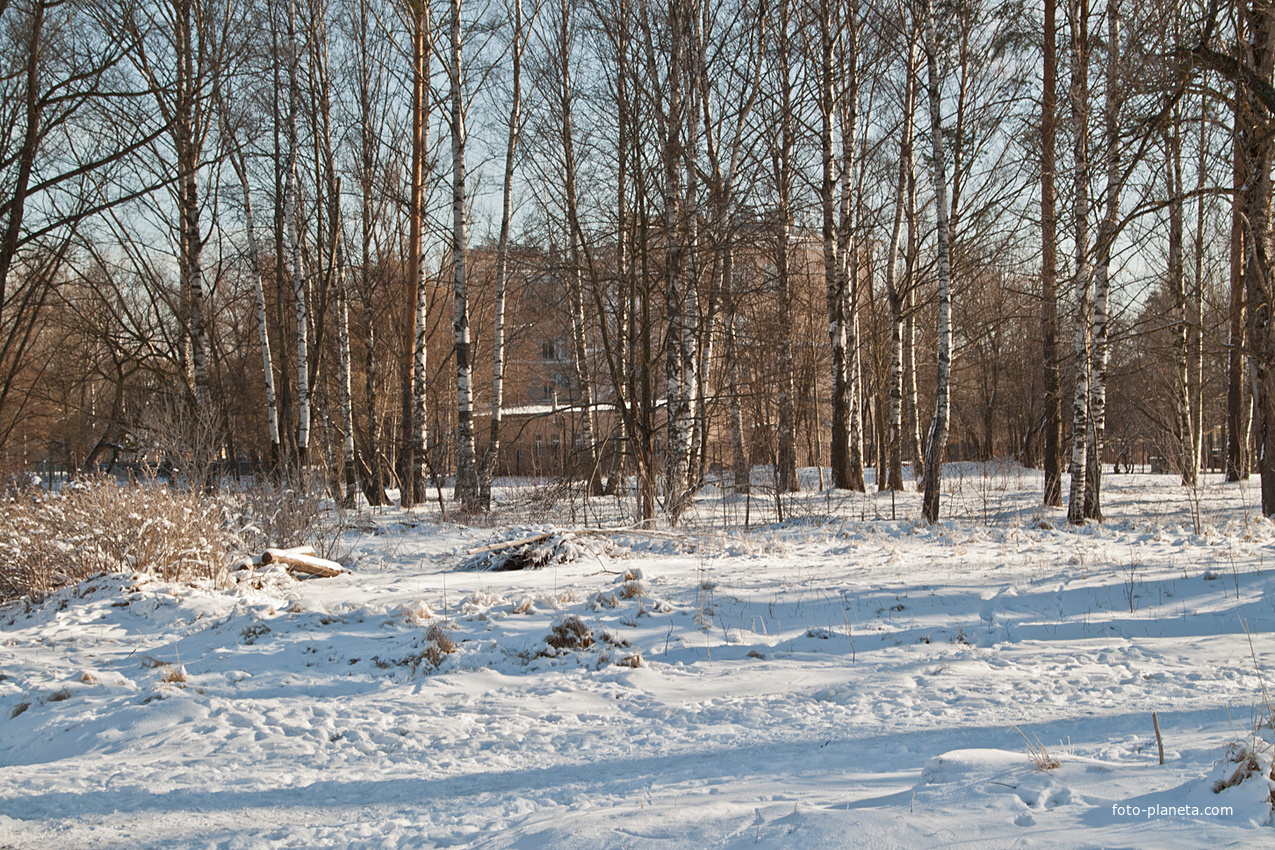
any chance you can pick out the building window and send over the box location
[542,340,556,360]
[534,434,543,455]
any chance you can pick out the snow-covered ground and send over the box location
[2,465,1274,848]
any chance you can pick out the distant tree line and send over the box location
[0,0,1267,523]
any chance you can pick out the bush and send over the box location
[0,476,341,603]
[0,477,240,601]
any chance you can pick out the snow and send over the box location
[2,466,1274,848]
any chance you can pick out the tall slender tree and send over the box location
[1066,0,1090,525]
[1041,0,1063,507]
[1085,0,1118,520]
[479,0,529,507]
[450,0,480,509]
[921,0,953,524]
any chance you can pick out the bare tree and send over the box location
[1085,0,1120,520]
[1066,0,1090,526]
[401,0,433,509]
[920,0,953,524]
[449,0,480,509]
[223,108,281,469]
[1041,0,1063,507]
[479,0,530,507]
[0,1,158,457]
[884,18,918,493]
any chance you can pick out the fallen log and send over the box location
[262,547,345,578]
[261,545,316,562]
[465,531,560,556]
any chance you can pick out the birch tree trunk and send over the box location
[1169,110,1195,487]
[227,138,280,470]
[607,2,633,501]
[1085,0,1118,521]
[921,0,953,524]
[661,0,697,521]
[400,1,429,509]
[1227,96,1250,481]
[839,14,865,493]
[450,0,479,509]
[1065,0,1090,526]
[1192,92,1208,478]
[479,0,526,508]
[284,0,309,470]
[411,6,434,507]
[268,11,296,464]
[338,266,356,505]
[904,132,923,486]
[354,0,384,504]
[885,33,917,493]
[556,0,602,496]
[1216,5,1275,499]
[166,0,212,419]
[1041,0,1063,507]
[773,0,799,495]
[819,0,849,490]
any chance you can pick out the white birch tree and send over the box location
[449,0,480,509]
[920,0,953,524]
[1066,0,1090,526]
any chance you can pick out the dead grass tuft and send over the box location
[1214,744,1265,793]
[426,623,457,654]
[546,616,594,652]
[1011,726,1061,771]
[158,664,188,684]
[415,623,458,669]
[619,580,647,599]
[601,630,631,648]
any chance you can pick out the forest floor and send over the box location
[1,464,1274,848]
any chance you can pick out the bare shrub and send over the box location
[0,477,238,602]
[134,398,225,492]
[1214,744,1266,793]
[236,482,337,557]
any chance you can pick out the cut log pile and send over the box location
[461,527,687,571]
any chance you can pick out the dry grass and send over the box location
[157,664,189,684]
[1214,744,1265,793]
[0,477,341,604]
[546,616,595,652]
[1012,726,1062,771]
[619,580,646,599]
[0,478,238,601]
[415,623,458,669]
